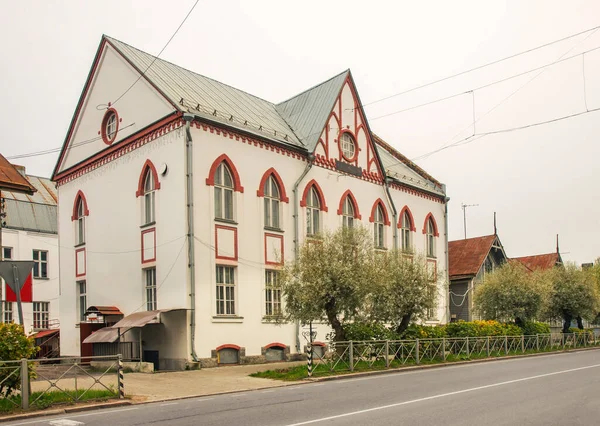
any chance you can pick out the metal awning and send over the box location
[110,309,186,329]
[85,306,123,316]
[32,329,59,340]
[82,327,129,344]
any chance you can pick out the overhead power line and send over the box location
[362,23,600,108]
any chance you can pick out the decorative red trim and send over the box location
[136,159,161,197]
[216,344,241,351]
[264,342,287,350]
[141,228,157,264]
[100,108,120,145]
[205,154,244,193]
[398,205,416,231]
[422,213,440,237]
[215,225,238,261]
[299,180,328,212]
[312,341,326,347]
[337,129,359,163]
[369,198,391,226]
[71,190,90,221]
[336,190,361,219]
[264,233,284,266]
[256,168,289,203]
[388,181,445,204]
[75,248,86,278]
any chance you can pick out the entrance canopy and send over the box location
[111,309,187,329]
[82,327,129,344]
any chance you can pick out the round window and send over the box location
[101,109,119,145]
[340,133,356,160]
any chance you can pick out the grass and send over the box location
[0,389,117,414]
[251,343,600,381]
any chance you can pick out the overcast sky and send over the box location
[1,0,599,264]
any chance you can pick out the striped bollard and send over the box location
[307,344,313,377]
[118,354,125,399]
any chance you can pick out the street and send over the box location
[6,350,600,426]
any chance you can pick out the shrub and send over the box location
[0,323,38,397]
[445,320,521,337]
[520,321,551,335]
[400,324,446,340]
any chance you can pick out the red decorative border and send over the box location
[136,159,161,197]
[369,198,391,226]
[337,129,360,164]
[216,344,241,351]
[256,168,289,202]
[398,205,416,231]
[75,248,86,278]
[264,233,284,266]
[141,228,157,264]
[215,225,238,261]
[205,153,244,193]
[100,108,119,145]
[299,179,328,212]
[71,190,90,221]
[336,190,361,219]
[422,213,440,237]
[264,342,287,349]
[388,181,445,204]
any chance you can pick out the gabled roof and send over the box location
[449,235,499,279]
[275,70,348,151]
[512,253,561,271]
[0,154,36,195]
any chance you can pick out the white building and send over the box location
[52,36,449,369]
[1,165,60,356]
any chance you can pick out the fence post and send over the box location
[536,334,539,351]
[466,337,469,358]
[415,339,420,365]
[486,336,490,357]
[505,335,508,355]
[20,359,29,410]
[74,362,78,400]
[385,340,389,368]
[349,341,354,372]
[117,354,125,399]
[584,331,588,347]
[521,335,525,353]
[442,337,446,361]
[307,343,313,377]
[574,333,577,349]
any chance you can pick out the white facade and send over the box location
[53,36,449,369]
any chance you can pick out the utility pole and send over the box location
[461,203,479,239]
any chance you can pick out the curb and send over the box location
[0,400,132,423]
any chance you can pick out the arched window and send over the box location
[214,162,234,221]
[401,210,413,252]
[373,205,385,248]
[76,199,86,245]
[342,197,355,228]
[264,175,281,229]
[306,187,321,236]
[143,170,156,225]
[426,217,436,257]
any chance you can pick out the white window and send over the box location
[145,268,157,311]
[3,302,12,323]
[33,302,49,329]
[216,266,235,315]
[214,163,234,221]
[2,247,12,260]
[401,210,412,252]
[77,280,87,322]
[374,205,385,248]
[342,197,355,228]
[264,175,280,229]
[306,187,321,236]
[340,133,356,160]
[265,270,282,317]
[76,199,85,245]
[143,170,156,225]
[427,284,436,319]
[33,250,48,278]
[105,111,117,141]
[426,218,436,258]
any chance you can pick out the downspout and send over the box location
[183,113,199,362]
[443,187,451,324]
[383,177,398,249]
[292,154,314,352]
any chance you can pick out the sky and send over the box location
[1,0,599,264]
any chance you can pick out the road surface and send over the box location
[6,350,600,426]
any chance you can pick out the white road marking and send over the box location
[285,363,600,426]
[48,420,84,426]
[7,407,138,426]
[159,402,178,406]
[261,390,275,393]
[193,397,214,402]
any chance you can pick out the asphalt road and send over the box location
[6,350,600,426]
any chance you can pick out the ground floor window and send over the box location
[265,270,282,317]
[145,268,157,311]
[77,281,87,322]
[2,302,12,323]
[216,266,235,315]
[33,301,49,329]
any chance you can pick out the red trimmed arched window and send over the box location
[398,206,416,252]
[71,191,89,245]
[300,180,327,236]
[337,190,361,228]
[369,199,390,249]
[423,213,439,258]
[206,154,244,192]
[136,160,161,225]
[257,168,288,229]
[207,155,243,221]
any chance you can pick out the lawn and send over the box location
[0,389,117,414]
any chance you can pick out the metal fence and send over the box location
[0,355,124,411]
[310,332,598,375]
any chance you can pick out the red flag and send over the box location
[5,272,33,303]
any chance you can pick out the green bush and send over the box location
[519,321,551,335]
[0,323,38,397]
[400,324,446,339]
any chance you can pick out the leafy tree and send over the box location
[542,263,600,333]
[281,226,378,342]
[0,323,37,397]
[474,262,547,325]
[370,252,437,335]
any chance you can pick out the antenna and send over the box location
[494,212,497,235]
[461,203,479,239]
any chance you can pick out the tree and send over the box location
[474,262,546,325]
[281,226,378,342]
[370,252,437,335]
[542,263,600,333]
[0,323,37,397]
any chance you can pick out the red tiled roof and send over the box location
[0,154,36,195]
[512,253,560,271]
[448,235,497,278]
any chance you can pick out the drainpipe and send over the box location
[183,113,199,362]
[383,178,398,249]
[292,154,314,352]
[443,187,451,324]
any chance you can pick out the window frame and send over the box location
[342,197,355,228]
[263,175,281,229]
[143,170,156,225]
[76,199,85,245]
[33,301,49,329]
[426,218,436,258]
[214,163,235,221]
[77,280,87,323]
[2,302,12,324]
[339,132,357,162]
[216,265,236,316]
[32,249,49,279]
[401,210,413,252]
[306,187,321,236]
[373,205,385,249]
[145,268,157,311]
[264,270,282,318]
[2,247,12,260]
